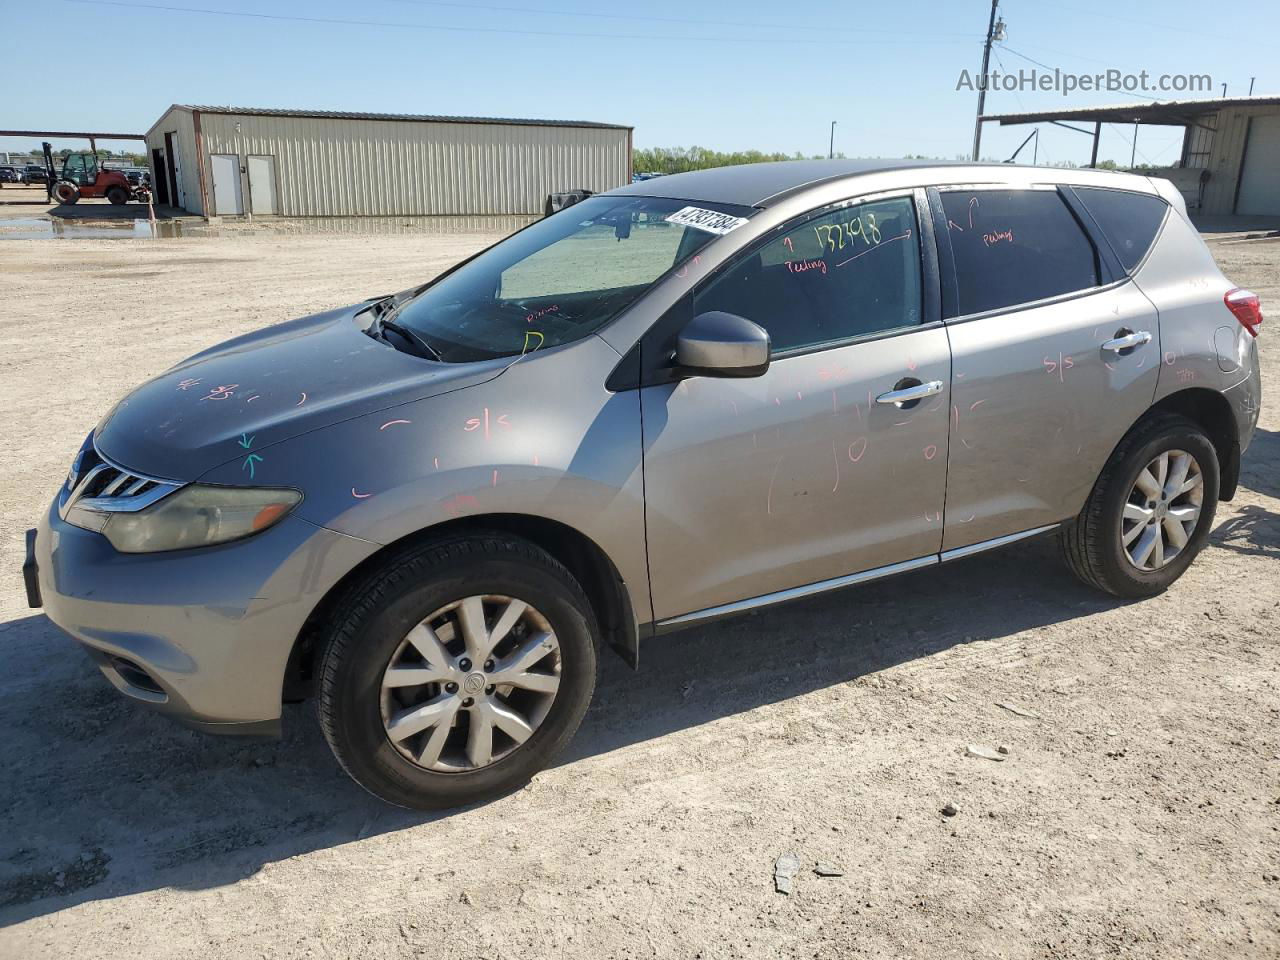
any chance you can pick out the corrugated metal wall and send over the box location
[193,112,629,217]
[1202,105,1280,214]
[144,108,201,214]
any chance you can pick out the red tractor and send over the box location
[51,152,134,205]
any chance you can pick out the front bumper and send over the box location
[30,495,378,734]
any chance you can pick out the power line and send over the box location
[379,0,980,39]
[996,45,1164,101]
[1033,2,1235,42]
[63,0,979,47]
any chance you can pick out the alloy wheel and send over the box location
[1120,449,1203,571]
[379,595,561,772]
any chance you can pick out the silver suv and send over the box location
[26,160,1262,808]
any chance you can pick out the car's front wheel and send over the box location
[1061,412,1219,598]
[317,534,598,809]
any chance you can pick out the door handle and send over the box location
[1101,330,1152,353]
[875,380,944,405]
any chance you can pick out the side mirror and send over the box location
[676,311,771,378]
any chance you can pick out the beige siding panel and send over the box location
[192,113,628,217]
[144,108,201,214]
[1199,105,1280,215]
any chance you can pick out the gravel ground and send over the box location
[0,219,1276,959]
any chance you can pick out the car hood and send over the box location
[94,303,506,481]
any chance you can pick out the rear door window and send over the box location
[1072,186,1169,272]
[939,188,1100,317]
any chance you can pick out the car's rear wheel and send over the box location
[1060,413,1219,597]
[317,534,598,809]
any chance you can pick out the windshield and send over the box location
[386,195,755,362]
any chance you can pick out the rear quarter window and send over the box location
[1072,186,1169,273]
[939,189,1100,317]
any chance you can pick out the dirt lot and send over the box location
[0,219,1277,959]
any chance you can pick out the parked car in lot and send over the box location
[23,164,49,183]
[0,165,22,183]
[26,160,1262,809]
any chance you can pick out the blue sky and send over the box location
[1,0,1275,167]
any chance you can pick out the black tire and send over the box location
[1060,412,1219,598]
[317,534,598,809]
[106,185,128,205]
[52,182,79,204]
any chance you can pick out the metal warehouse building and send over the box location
[982,95,1280,216]
[144,104,632,218]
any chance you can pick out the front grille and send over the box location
[59,445,181,522]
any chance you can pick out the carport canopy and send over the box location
[0,129,148,156]
[980,96,1280,167]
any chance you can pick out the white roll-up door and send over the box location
[1236,115,1280,215]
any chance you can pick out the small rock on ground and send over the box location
[774,853,801,895]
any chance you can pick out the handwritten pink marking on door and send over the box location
[176,378,202,391]
[981,228,1013,247]
[847,437,868,462]
[967,196,979,228]
[533,453,541,466]
[924,510,940,523]
[923,444,937,460]
[379,419,411,430]
[296,393,307,406]
[961,437,974,449]
[947,219,965,232]
[952,404,959,429]
[245,395,260,403]
[492,470,499,487]
[969,399,987,411]
[1163,351,1176,365]
[906,356,918,372]
[782,236,794,253]
[433,457,439,469]
[830,441,840,493]
[1043,353,1073,383]
[766,456,784,515]
[351,487,372,499]
[960,514,976,523]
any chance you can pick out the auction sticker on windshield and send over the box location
[665,206,750,235]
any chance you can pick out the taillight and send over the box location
[1224,287,1263,337]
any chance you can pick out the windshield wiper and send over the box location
[378,317,444,361]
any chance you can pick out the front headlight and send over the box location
[93,485,302,554]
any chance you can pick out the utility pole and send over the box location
[1221,82,1227,97]
[1130,122,1138,169]
[829,121,837,159]
[970,0,1001,162]
[1249,77,1255,95]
